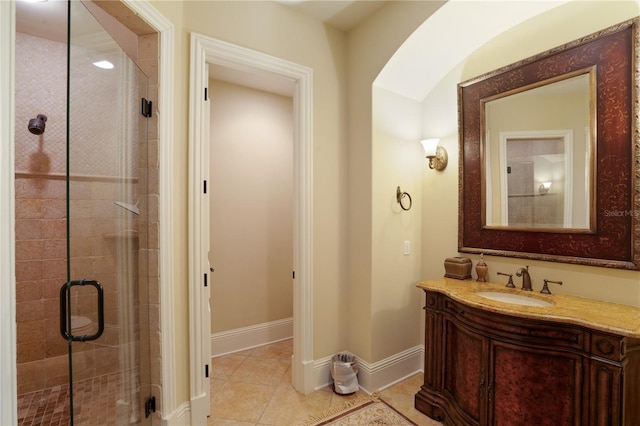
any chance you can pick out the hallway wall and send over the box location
[209,79,294,334]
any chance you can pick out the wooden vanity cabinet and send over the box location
[415,290,640,426]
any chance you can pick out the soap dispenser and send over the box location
[476,253,488,282]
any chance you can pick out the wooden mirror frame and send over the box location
[458,19,640,270]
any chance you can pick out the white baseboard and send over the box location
[189,393,209,425]
[161,401,190,426]
[211,317,293,357]
[209,318,422,395]
[313,345,424,394]
[313,356,334,391]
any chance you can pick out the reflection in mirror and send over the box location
[483,70,595,231]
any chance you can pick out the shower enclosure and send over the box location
[15,1,154,424]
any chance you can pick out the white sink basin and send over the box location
[475,291,553,307]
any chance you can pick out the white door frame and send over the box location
[188,32,315,423]
[122,1,180,422]
[0,2,17,424]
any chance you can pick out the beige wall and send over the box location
[419,2,640,306]
[209,79,293,333]
[367,0,640,366]
[347,0,446,363]
[147,0,639,412]
[148,0,353,405]
[371,87,425,361]
[147,4,447,409]
[181,1,350,360]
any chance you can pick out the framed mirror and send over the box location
[458,19,640,270]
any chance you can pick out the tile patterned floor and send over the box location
[17,372,137,426]
[17,385,70,426]
[17,339,440,425]
[208,339,440,425]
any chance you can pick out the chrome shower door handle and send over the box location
[59,279,105,342]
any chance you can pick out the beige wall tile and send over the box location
[15,240,44,261]
[15,199,42,219]
[17,320,45,342]
[16,281,43,302]
[15,261,44,283]
[17,340,45,363]
[41,219,66,239]
[138,34,158,60]
[15,219,43,240]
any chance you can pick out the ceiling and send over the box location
[213,0,390,95]
[16,0,388,98]
[16,0,389,40]
[16,0,69,43]
[15,0,574,103]
[276,0,389,31]
[374,0,572,101]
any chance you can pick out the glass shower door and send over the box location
[61,1,152,424]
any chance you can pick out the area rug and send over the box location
[304,396,418,426]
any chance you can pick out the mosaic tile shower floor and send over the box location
[17,372,127,426]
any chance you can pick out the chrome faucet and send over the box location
[515,266,532,291]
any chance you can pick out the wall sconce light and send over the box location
[421,139,448,171]
[538,181,552,195]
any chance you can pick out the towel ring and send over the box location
[396,186,412,211]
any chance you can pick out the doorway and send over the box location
[208,76,294,344]
[14,1,153,423]
[188,33,314,423]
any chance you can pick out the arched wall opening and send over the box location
[368,2,640,368]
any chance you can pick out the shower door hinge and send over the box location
[205,364,209,378]
[203,180,207,194]
[204,273,208,287]
[141,98,152,118]
[144,396,156,418]
[292,271,295,279]
[204,87,208,101]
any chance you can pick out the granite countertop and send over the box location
[417,278,640,338]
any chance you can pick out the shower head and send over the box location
[28,114,47,135]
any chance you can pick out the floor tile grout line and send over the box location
[209,339,437,426]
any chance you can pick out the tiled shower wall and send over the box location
[14,24,160,413]
[15,32,73,394]
[135,30,162,414]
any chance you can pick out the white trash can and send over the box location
[330,353,358,395]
